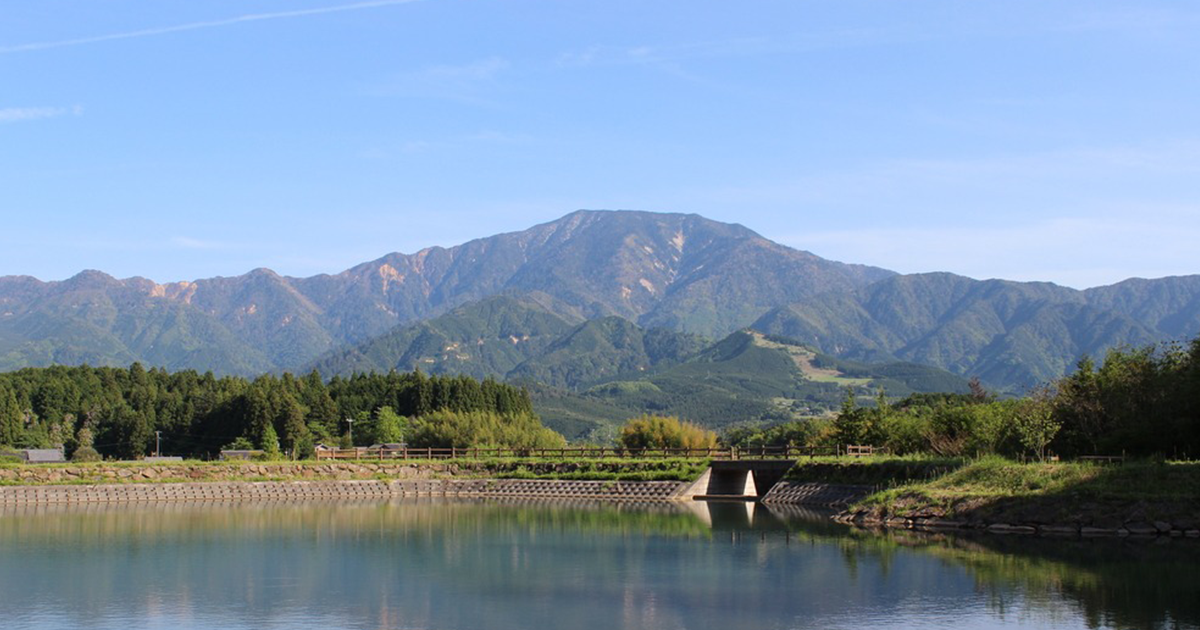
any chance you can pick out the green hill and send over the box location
[306,295,580,381]
[751,273,1189,392]
[532,330,971,439]
[307,295,708,391]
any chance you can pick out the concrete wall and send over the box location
[760,481,873,507]
[0,462,460,484]
[0,479,689,505]
[0,462,871,508]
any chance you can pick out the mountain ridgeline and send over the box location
[1,210,1197,426]
[752,272,1200,391]
[0,211,890,376]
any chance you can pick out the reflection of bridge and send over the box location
[679,460,797,502]
[684,499,839,531]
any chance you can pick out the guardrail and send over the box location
[314,445,843,461]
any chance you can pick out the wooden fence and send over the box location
[314,445,844,461]
[845,444,878,457]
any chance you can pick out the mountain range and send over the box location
[752,272,1200,390]
[0,210,888,375]
[2,209,1197,432]
[303,295,969,438]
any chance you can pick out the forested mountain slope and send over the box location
[0,210,891,374]
[752,272,1199,391]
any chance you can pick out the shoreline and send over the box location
[5,458,1200,541]
[832,509,1200,538]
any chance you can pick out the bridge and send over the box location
[311,446,876,503]
[677,460,797,502]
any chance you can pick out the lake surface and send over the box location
[1,499,1197,630]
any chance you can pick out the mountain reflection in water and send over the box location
[1,499,1196,630]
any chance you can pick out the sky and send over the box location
[2,0,1198,288]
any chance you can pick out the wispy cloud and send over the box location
[553,29,919,89]
[683,140,1200,214]
[555,27,917,70]
[170,237,230,250]
[358,128,532,159]
[792,212,1200,289]
[0,105,82,124]
[1054,6,1200,36]
[372,57,510,102]
[0,0,423,54]
[423,57,509,81]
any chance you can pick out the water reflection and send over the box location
[0,499,1196,630]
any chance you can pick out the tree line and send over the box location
[3,333,1197,462]
[727,334,1200,460]
[0,365,540,460]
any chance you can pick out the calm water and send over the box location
[1,499,1197,630]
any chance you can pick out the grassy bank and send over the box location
[784,455,964,486]
[846,456,1200,528]
[0,457,709,485]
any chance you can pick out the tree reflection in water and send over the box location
[0,499,1195,630]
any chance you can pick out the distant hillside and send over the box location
[306,295,579,381]
[0,272,277,374]
[752,272,1200,391]
[0,210,892,374]
[305,295,969,440]
[307,294,707,389]
[531,330,971,440]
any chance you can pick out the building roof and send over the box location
[22,449,66,463]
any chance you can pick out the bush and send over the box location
[723,420,818,449]
[71,446,101,462]
[222,437,255,451]
[879,412,929,454]
[619,415,718,450]
[408,410,565,449]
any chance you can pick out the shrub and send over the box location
[408,410,565,449]
[222,437,255,451]
[71,446,101,462]
[619,415,717,450]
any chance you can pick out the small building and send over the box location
[19,448,66,464]
[219,449,263,461]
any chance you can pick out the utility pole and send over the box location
[346,417,355,446]
[155,431,162,457]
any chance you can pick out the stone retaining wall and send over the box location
[0,464,884,508]
[0,462,456,484]
[761,481,872,507]
[0,479,689,505]
[393,479,687,501]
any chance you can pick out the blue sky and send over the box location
[2,0,1197,288]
